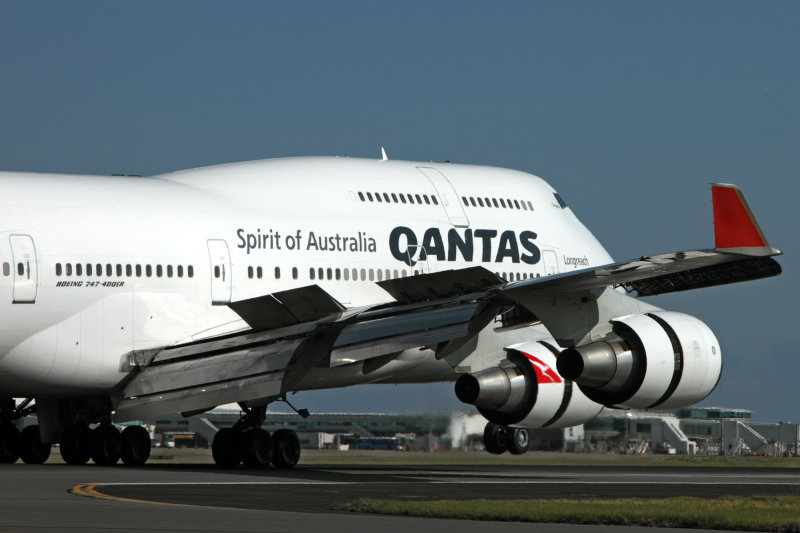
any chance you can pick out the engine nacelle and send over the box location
[556,311,722,409]
[455,341,603,428]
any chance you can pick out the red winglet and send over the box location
[712,183,770,251]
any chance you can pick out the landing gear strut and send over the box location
[0,398,49,464]
[211,404,301,469]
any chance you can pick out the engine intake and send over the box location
[556,311,722,409]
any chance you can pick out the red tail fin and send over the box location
[712,183,776,255]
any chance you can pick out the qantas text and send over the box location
[390,227,540,267]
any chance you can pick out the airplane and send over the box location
[0,155,781,467]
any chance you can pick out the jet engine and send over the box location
[556,311,722,409]
[455,341,602,429]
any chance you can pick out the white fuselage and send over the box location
[0,157,612,396]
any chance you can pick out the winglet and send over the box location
[712,183,779,256]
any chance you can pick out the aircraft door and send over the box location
[417,167,470,228]
[10,234,37,303]
[207,239,232,305]
[543,250,559,276]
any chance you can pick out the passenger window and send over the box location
[431,195,438,205]
[492,198,499,208]
[76,264,82,276]
[327,268,332,280]
[309,267,315,280]
[65,263,72,276]
[358,192,365,201]
[167,265,173,278]
[408,194,415,204]
[188,265,194,278]
[513,200,521,209]
[343,268,349,281]
[86,264,93,276]
[318,267,323,280]
[527,201,534,211]
[292,267,298,280]
[126,264,132,277]
[116,264,123,277]
[96,264,102,276]
[56,263,62,276]
[274,267,280,279]
[136,265,142,277]
[368,269,374,281]
[376,269,383,281]
[146,265,153,277]
[470,197,477,207]
[399,193,407,204]
[484,197,491,207]
[415,194,422,204]
[2,262,8,276]
[385,269,391,280]
[248,266,254,279]
[177,265,184,277]
[507,198,514,209]
[391,193,398,203]
[375,192,382,202]
[521,200,528,211]
[423,195,430,204]
[367,192,374,201]
[499,198,507,208]
[335,268,341,280]
[477,198,484,207]
[393,269,398,278]
[106,264,113,276]
[360,268,366,280]
[401,270,407,277]
[157,265,163,278]
[257,266,263,279]
[351,268,357,281]
[462,196,469,206]
[383,193,391,203]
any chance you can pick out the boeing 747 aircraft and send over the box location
[0,156,781,467]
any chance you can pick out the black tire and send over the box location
[271,429,301,468]
[90,425,121,466]
[506,427,530,455]
[60,425,92,465]
[241,428,272,468]
[0,425,20,463]
[483,422,508,455]
[19,425,51,464]
[212,428,241,468]
[120,426,151,466]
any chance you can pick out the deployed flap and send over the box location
[229,285,345,330]
[378,266,504,303]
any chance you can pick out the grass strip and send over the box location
[334,495,800,531]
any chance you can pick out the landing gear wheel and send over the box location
[212,428,241,468]
[19,425,50,464]
[120,426,151,466]
[90,425,121,466]
[483,422,508,455]
[506,428,530,455]
[60,425,92,465]
[0,425,20,463]
[241,429,272,468]
[271,429,301,468]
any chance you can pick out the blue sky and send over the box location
[0,1,797,422]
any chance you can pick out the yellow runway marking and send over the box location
[70,484,253,511]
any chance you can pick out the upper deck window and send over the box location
[554,193,567,209]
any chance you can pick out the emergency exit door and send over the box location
[10,234,37,303]
[207,239,232,305]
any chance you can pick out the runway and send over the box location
[2,461,799,532]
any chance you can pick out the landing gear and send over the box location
[483,422,531,455]
[211,403,302,469]
[90,424,122,466]
[120,426,151,466]
[60,424,92,465]
[19,425,50,464]
[271,429,301,468]
[0,425,20,463]
[483,422,508,454]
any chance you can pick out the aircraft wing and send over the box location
[113,183,781,421]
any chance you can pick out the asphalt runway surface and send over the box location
[1,460,799,533]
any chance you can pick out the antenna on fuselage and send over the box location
[380,147,388,161]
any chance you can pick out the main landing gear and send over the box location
[483,422,531,455]
[0,398,50,464]
[211,405,302,469]
[59,423,151,466]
